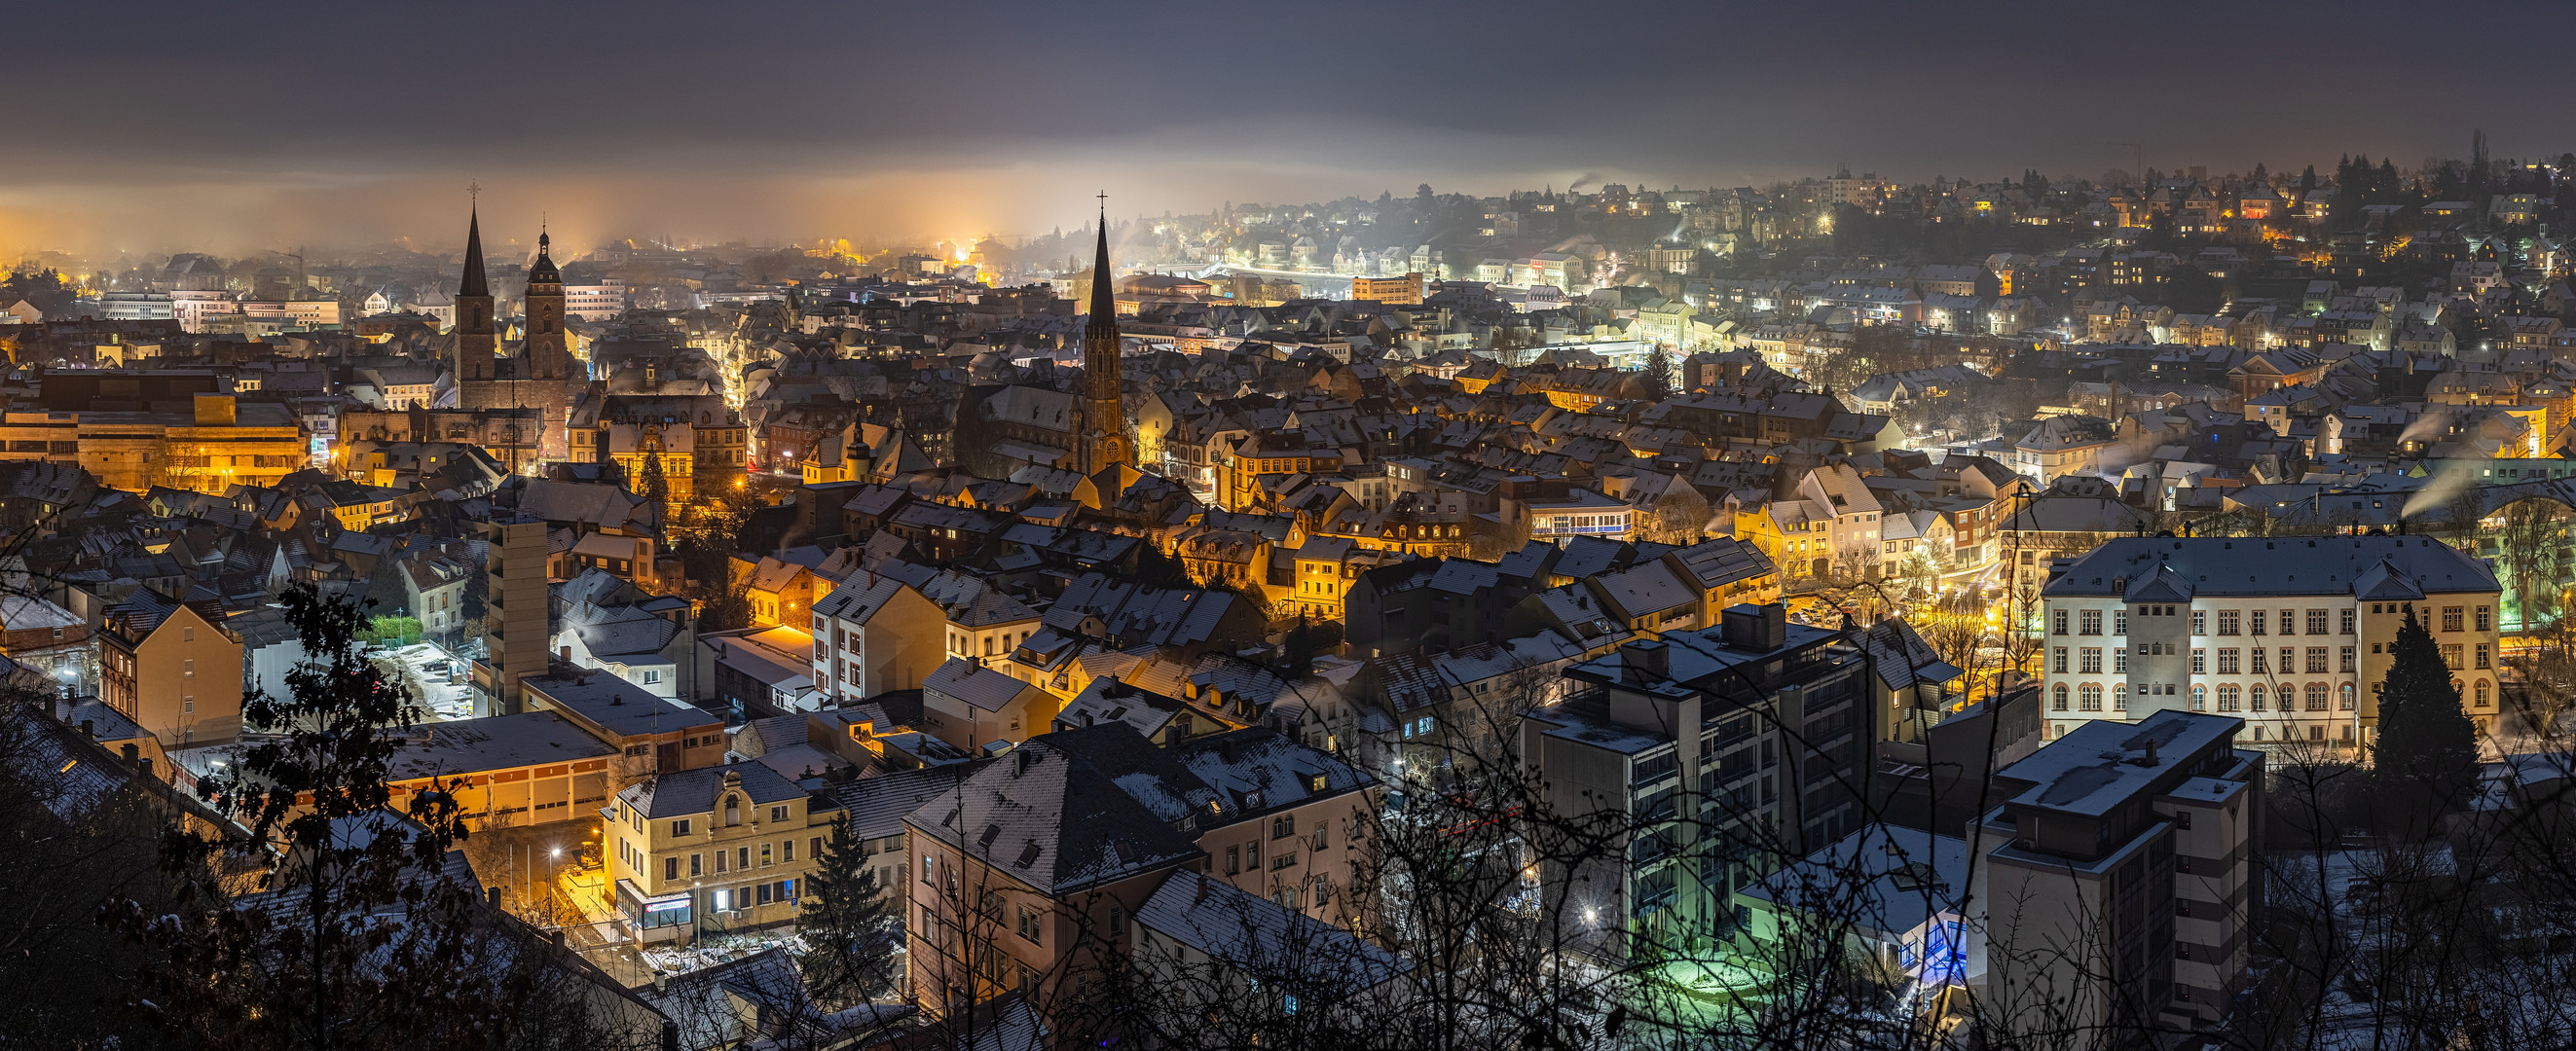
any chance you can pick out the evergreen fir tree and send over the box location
[796,829,899,1012]
[1283,614,1317,677]
[637,446,670,510]
[2374,606,2481,834]
[1643,346,1676,400]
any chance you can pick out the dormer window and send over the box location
[724,796,741,826]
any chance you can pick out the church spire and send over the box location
[1086,199,1115,335]
[1079,195,1129,476]
[460,201,490,298]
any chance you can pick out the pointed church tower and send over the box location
[455,203,497,394]
[1081,202,1130,474]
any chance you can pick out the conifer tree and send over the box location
[637,446,670,511]
[2374,605,2481,834]
[1643,346,1676,400]
[796,829,899,1012]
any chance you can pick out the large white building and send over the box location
[565,279,627,321]
[2039,535,2501,746]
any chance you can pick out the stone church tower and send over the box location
[451,204,580,460]
[453,205,497,386]
[1080,205,1130,475]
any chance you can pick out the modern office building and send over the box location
[1523,603,1885,960]
[1971,709,2261,1035]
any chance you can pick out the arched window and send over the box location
[2305,683,2329,711]
[2079,684,2103,711]
[2476,680,2492,709]
[2113,684,2128,712]
[2052,684,2069,711]
[2249,684,2265,711]
[2339,683,2356,711]
[2218,684,2240,712]
[2190,684,2207,712]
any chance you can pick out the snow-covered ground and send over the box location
[641,930,814,978]
[372,642,472,719]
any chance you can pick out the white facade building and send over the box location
[2039,535,2501,747]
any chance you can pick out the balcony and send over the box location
[1531,520,1630,538]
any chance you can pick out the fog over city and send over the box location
[21,4,2576,1051]
[7,0,2573,256]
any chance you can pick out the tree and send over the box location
[1641,346,1676,400]
[362,614,423,647]
[1637,486,1711,546]
[0,684,189,1050]
[1133,543,1195,590]
[1467,509,1533,562]
[796,835,901,1014]
[2374,606,2481,837]
[110,584,596,1049]
[636,448,670,512]
[1281,615,1319,677]
[2511,617,2576,743]
[2494,496,2568,634]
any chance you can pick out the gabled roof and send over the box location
[1134,870,1410,994]
[621,760,814,820]
[826,763,982,843]
[902,723,1215,894]
[1171,727,1372,819]
[924,658,1033,712]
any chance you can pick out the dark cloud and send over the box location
[7,0,2574,256]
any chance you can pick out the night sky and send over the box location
[7,0,2573,257]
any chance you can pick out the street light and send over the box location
[547,846,563,928]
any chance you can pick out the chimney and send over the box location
[1622,638,1671,682]
[81,719,94,739]
[139,757,152,778]
[120,743,137,762]
[486,887,502,909]
[2145,738,2160,766]
[1720,602,1788,651]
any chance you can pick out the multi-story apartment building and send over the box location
[1169,728,1377,924]
[0,395,306,492]
[605,762,847,945]
[903,722,1370,1033]
[1973,709,2262,1035]
[98,592,243,747]
[808,574,946,706]
[1522,603,1877,960]
[2040,535,2501,745]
